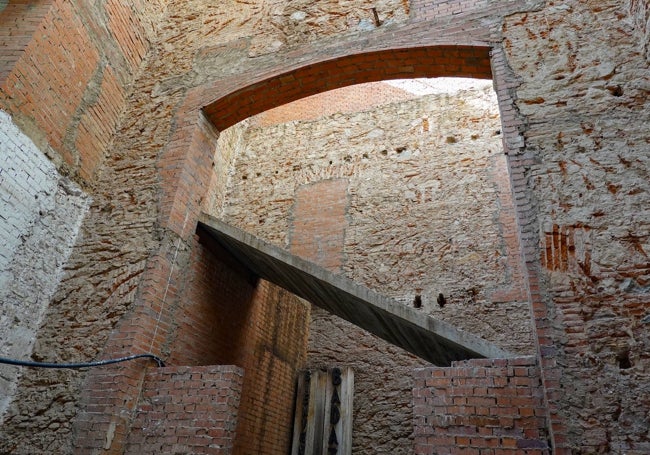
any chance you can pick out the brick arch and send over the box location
[203,45,491,131]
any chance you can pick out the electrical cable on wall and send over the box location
[0,353,165,369]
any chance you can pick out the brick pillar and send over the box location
[72,106,220,454]
[490,44,568,453]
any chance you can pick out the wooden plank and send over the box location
[321,370,334,455]
[339,368,354,455]
[291,372,308,455]
[291,368,354,455]
[306,370,327,455]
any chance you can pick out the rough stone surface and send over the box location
[0,110,89,420]
[220,84,532,352]
[218,84,533,453]
[503,1,650,452]
[204,0,409,57]
[0,0,649,453]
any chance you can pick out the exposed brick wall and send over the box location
[488,152,527,304]
[2,1,99,159]
[413,357,549,454]
[253,82,418,127]
[165,230,256,366]
[73,65,126,181]
[286,174,427,454]
[125,365,243,455]
[0,0,163,184]
[0,1,169,450]
[221,84,533,453]
[290,179,349,271]
[0,0,53,85]
[168,226,311,455]
[231,280,309,455]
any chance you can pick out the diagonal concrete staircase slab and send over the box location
[198,213,513,366]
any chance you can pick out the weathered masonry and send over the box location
[1,1,649,454]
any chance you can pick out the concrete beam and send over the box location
[198,214,514,366]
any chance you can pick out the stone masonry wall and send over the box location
[221,84,531,352]
[218,83,532,453]
[1,0,648,453]
[0,110,89,421]
[503,1,650,452]
[169,228,311,455]
[0,1,168,452]
[628,0,650,62]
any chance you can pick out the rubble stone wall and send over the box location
[0,110,89,422]
[219,83,532,453]
[503,2,650,452]
[0,0,648,453]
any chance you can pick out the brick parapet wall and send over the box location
[413,357,550,454]
[124,365,243,455]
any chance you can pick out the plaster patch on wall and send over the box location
[0,110,90,420]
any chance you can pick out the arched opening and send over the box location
[190,45,531,454]
[203,46,492,131]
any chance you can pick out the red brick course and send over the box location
[0,0,53,85]
[2,1,99,157]
[290,179,349,272]
[253,82,419,127]
[413,357,550,455]
[125,365,243,455]
[203,46,493,131]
